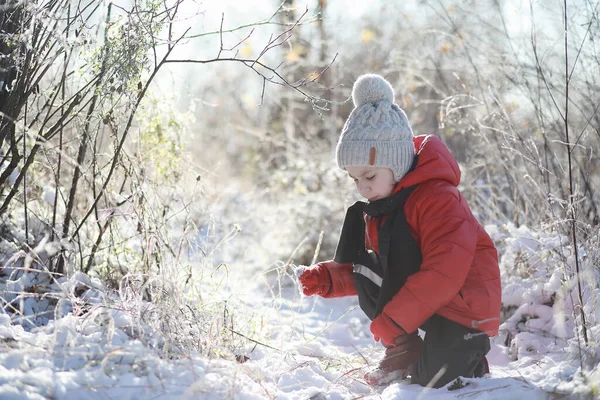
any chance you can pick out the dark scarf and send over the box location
[333,159,422,320]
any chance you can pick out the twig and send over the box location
[51,3,72,245]
[225,327,280,351]
[164,54,339,106]
[562,0,588,348]
[310,231,324,266]
[217,13,225,59]
[23,101,28,246]
[58,3,114,274]
[529,1,566,123]
[183,1,316,40]
[0,95,81,216]
[223,28,254,53]
[567,1,599,82]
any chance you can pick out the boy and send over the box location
[297,74,501,388]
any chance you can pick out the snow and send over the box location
[0,223,599,399]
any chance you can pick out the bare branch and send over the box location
[562,0,589,348]
[183,1,316,41]
[529,0,566,123]
[253,7,308,67]
[217,13,225,59]
[568,1,599,82]
[223,28,254,53]
[571,101,600,152]
[164,53,339,108]
[259,77,266,106]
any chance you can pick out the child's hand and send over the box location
[370,312,405,347]
[295,263,332,297]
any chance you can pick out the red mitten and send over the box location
[296,263,332,297]
[320,261,356,298]
[370,312,405,347]
[364,332,423,386]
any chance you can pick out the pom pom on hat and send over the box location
[352,74,395,107]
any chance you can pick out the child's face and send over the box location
[346,166,397,202]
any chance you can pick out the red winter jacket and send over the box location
[323,135,501,337]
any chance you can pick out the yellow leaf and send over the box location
[240,43,253,57]
[505,100,519,113]
[441,42,452,54]
[361,28,375,43]
[287,50,300,63]
[294,178,307,194]
[306,71,319,81]
[286,44,306,64]
[241,93,257,110]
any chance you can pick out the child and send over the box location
[297,74,501,388]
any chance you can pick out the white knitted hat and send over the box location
[336,74,415,181]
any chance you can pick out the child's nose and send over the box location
[358,181,370,194]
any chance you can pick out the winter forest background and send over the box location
[1,0,600,398]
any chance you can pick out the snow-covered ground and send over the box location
[0,223,598,399]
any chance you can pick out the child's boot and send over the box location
[364,332,423,386]
[473,356,490,377]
